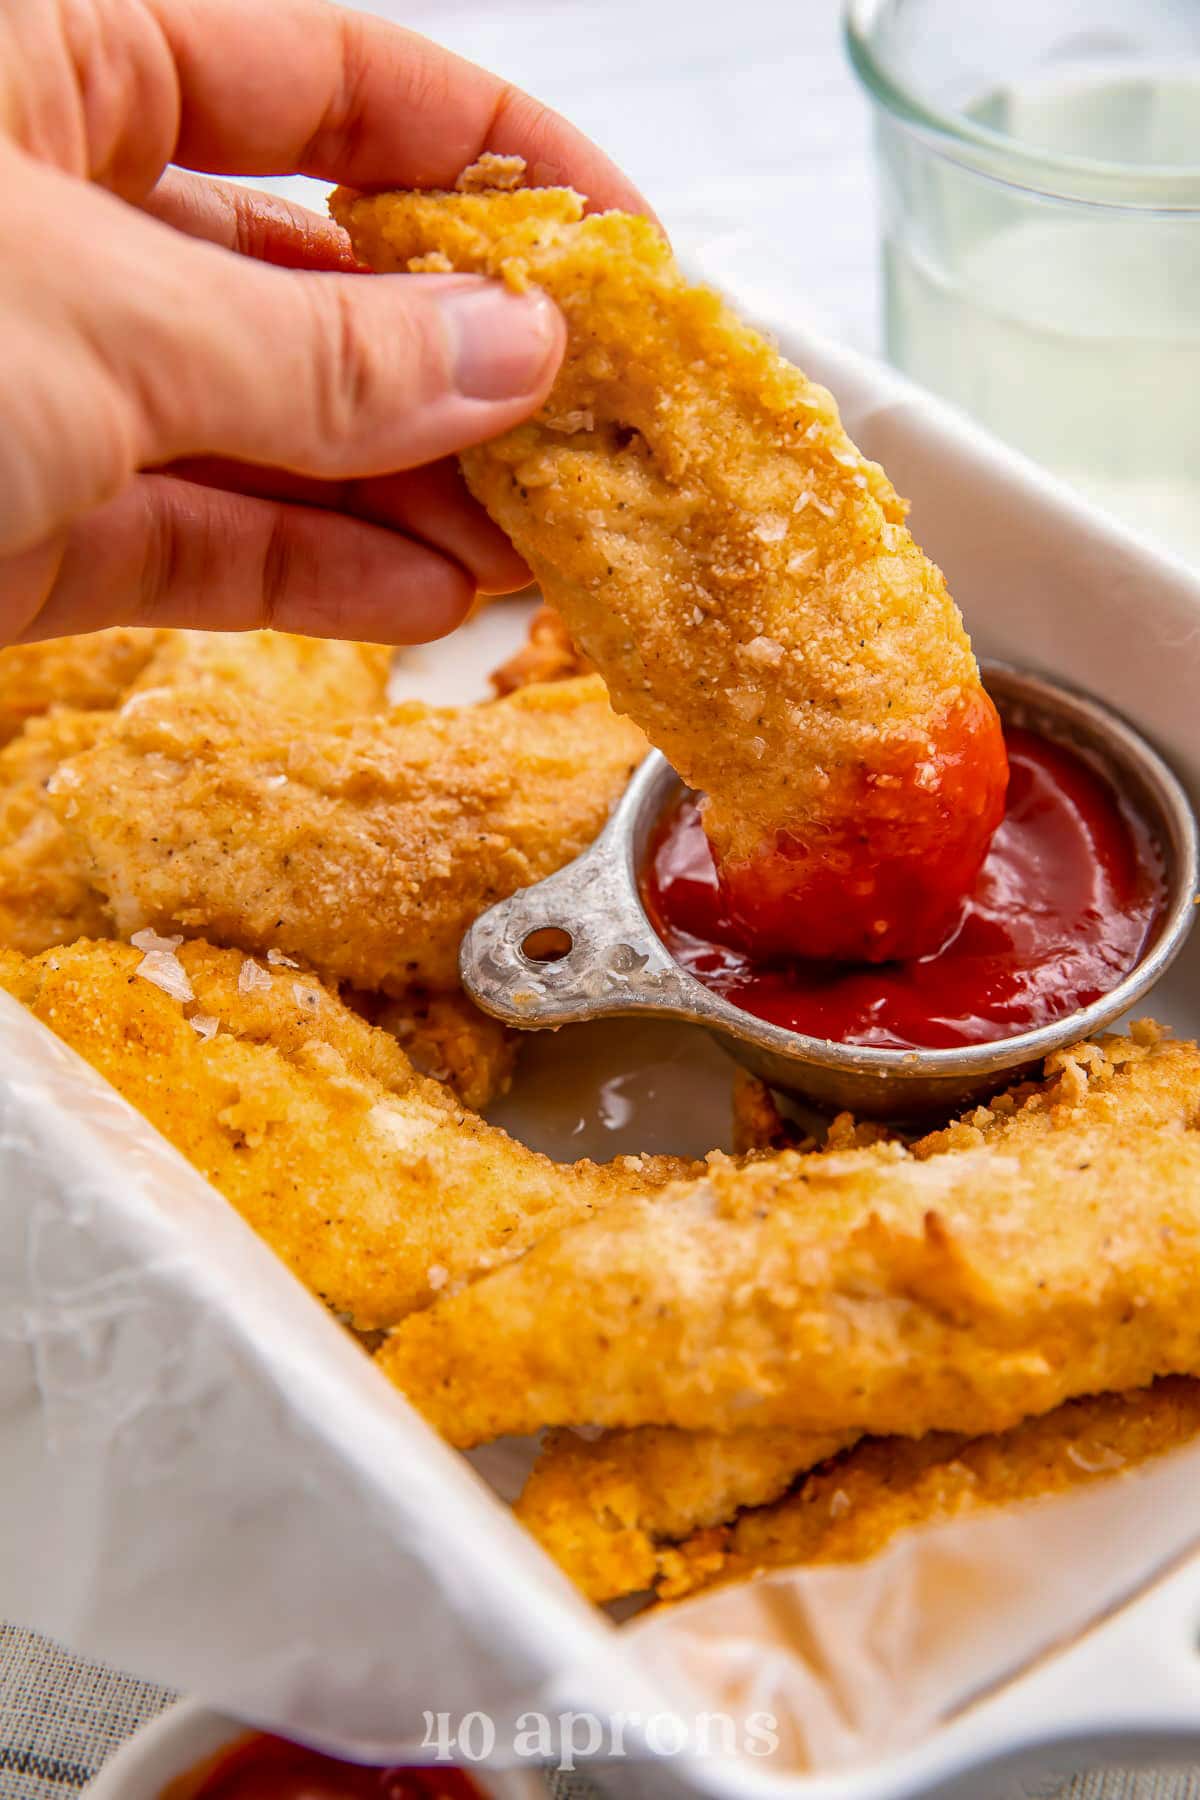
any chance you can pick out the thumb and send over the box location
[141,258,566,479]
[124,251,566,482]
[0,153,564,553]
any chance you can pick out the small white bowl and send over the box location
[85,1700,548,1799]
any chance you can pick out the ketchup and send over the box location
[165,1733,482,1800]
[643,727,1165,1050]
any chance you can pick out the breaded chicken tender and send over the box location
[128,629,392,717]
[0,712,112,956]
[0,632,393,958]
[656,1378,1200,1602]
[516,1424,855,1604]
[48,675,647,993]
[0,626,388,750]
[0,941,691,1329]
[489,604,592,696]
[0,628,167,745]
[373,988,518,1110]
[731,1071,804,1156]
[379,1027,1200,1444]
[334,176,1007,962]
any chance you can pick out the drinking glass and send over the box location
[846,0,1200,564]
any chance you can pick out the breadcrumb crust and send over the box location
[0,940,691,1330]
[379,1025,1200,1447]
[47,675,646,992]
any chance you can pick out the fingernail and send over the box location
[440,284,561,401]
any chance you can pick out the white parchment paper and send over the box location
[4,298,1200,1799]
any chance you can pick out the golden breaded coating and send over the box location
[0,632,393,959]
[730,1072,803,1156]
[379,1026,1200,1445]
[0,626,388,752]
[48,676,647,993]
[516,1425,854,1604]
[0,712,112,955]
[727,1079,892,1158]
[0,940,693,1330]
[129,629,392,717]
[0,629,167,746]
[374,988,518,1110]
[489,604,592,696]
[656,1378,1200,1602]
[333,179,1007,962]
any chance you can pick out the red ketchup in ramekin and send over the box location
[643,726,1165,1051]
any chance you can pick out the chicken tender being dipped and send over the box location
[333,171,1008,963]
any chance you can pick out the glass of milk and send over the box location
[846,0,1200,565]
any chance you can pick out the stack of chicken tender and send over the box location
[3,161,1199,1614]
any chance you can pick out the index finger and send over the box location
[144,0,650,213]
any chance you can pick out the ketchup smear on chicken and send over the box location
[711,685,1010,963]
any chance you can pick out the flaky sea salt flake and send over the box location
[1066,1442,1126,1475]
[132,928,183,954]
[743,635,784,669]
[238,958,272,994]
[546,409,595,434]
[136,951,193,1004]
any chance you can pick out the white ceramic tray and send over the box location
[9,292,1200,1800]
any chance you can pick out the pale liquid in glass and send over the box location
[885,65,1200,563]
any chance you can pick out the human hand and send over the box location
[0,0,646,645]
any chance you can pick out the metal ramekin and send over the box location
[460,665,1198,1119]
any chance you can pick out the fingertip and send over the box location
[25,475,482,648]
[441,282,564,403]
[350,460,530,597]
[295,520,478,645]
[474,548,535,597]
[388,555,477,644]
